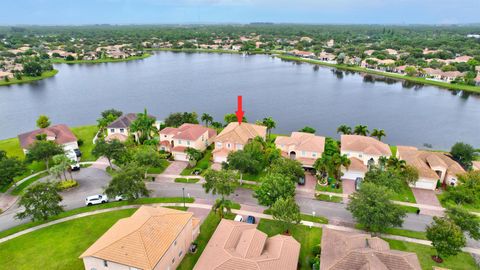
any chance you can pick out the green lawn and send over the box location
[390,145,398,157]
[257,219,322,270]
[0,197,194,239]
[315,193,343,203]
[437,192,480,213]
[386,239,479,270]
[180,147,213,176]
[175,177,200,184]
[0,137,24,158]
[10,172,50,195]
[316,179,343,193]
[50,53,151,64]
[0,209,136,270]
[71,125,98,162]
[146,159,170,174]
[355,224,427,240]
[390,182,417,203]
[264,209,328,224]
[242,171,267,182]
[0,70,58,87]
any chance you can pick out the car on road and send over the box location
[234,215,244,222]
[246,215,256,224]
[85,194,109,206]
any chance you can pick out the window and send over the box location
[120,128,124,133]
[236,144,243,150]
[227,143,231,148]
[174,240,177,246]
[187,141,190,146]
[359,154,363,158]
[110,129,114,133]
[312,153,317,157]
[302,151,305,156]
[178,140,182,144]
[164,135,167,138]
[217,142,222,148]
[179,250,183,257]
[103,260,108,267]
[172,258,175,264]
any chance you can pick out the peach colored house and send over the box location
[397,146,465,190]
[340,135,392,180]
[275,132,325,168]
[80,206,200,270]
[159,124,217,161]
[193,219,300,270]
[212,122,266,163]
[320,228,421,270]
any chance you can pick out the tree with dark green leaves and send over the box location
[15,181,63,221]
[224,113,246,124]
[446,206,480,240]
[227,150,262,180]
[254,173,296,206]
[261,117,276,136]
[450,142,478,170]
[442,171,480,206]
[130,109,157,144]
[270,197,301,233]
[212,198,234,218]
[36,115,51,129]
[203,169,238,217]
[97,109,122,132]
[26,140,64,170]
[105,164,149,201]
[92,139,126,168]
[185,147,203,167]
[268,157,304,183]
[201,113,213,127]
[0,151,27,188]
[353,125,369,136]
[164,112,199,127]
[336,124,352,135]
[299,126,316,133]
[370,128,386,141]
[101,108,123,119]
[426,216,466,261]
[134,146,166,178]
[23,61,43,76]
[347,183,406,233]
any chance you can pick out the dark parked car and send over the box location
[246,215,256,224]
[355,177,363,191]
[74,149,82,157]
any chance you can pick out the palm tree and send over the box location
[262,117,276,136]
[212,198,233,218]
[185,147,202,167]
[337,124,352,135]
[387,156,407,170]
[353,125,369,136]
[130,108,157,144]
[201,113,213,127]
[371,128,386,141]
[331,153,351,180]
[378,156,388,170]
[313,156,329,180]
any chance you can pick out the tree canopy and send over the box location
[270,197,301,233]
[16,181,63,221]
[426,216,466,260]
[105,164,149,201]
[254,173,296,207]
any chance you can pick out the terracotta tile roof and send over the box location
[320,228,421,270]
[107,113,156,129]
[105,133,128,142]
[397,146,465,181]
[80,206,195,270]
[193,219,300,270]
[172,146,187,153]
[17,124,77,149]
[215,122,266,145]
[341,135,391,156]
[473,161,480,171]
[347,157,368,172]
[160,124,217,141]
[275,132,325,153]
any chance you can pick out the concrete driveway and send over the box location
[156,161,188,181]
[342,179,355,203]
[411,188,443,216]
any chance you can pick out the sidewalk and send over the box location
[1,202,480,256]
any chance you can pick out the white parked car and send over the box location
[85,194,109,206]
[234,215,244,222]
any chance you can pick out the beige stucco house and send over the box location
[397,146,465,190]
[105,113,159,142]
[159,123,217,161]
[275,132,325,168]
[80,206,200,270]
[193,219,300,270]
[17,124,79,154]
[340,135,392,180]
[212,122,267,163]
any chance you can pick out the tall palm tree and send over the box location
[371,128,386,141]
[262,117,277,136]
[130,108,157,144]
[313,156,329,179]
[336,124,352,135]
[387,156,407,170]
[331,153,351,180]
[201,113,213,127]
[353,125,369,136]
[212,198,233,218]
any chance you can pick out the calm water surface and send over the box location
[0,51,479,150]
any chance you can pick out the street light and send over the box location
[182,187,185,208]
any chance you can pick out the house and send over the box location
[193,219,300,270]
[340,135,392,180]
[159,124,217,161]
[385,48,398,56]
[289,50,316,58]
[361,58,395,70]
[0,71,14,80]
[423,48,440,55]
[18,124,78,154]
[105,113,158,142]
[300,36,313,42]
[397,146,465,190]
[80,206,200,270]
[326,39,335,47]
[318,52,336,63]
[320,228,421,270]
[453,55,472,63]
[394,65,407,75]
[422,68,465,83]
[275,132,325,168]
[364,50,375,56]
[212,122,266,163]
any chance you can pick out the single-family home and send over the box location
[340,135,392,180]
[159,123,217,161]
[422,68,465,83]
[18,124,79,154]
[364,49,375,56]
[385,48,398,56]
[397,146,465,190]
[361,58,396,70]
[326,39,335,47]
[318,52,336,63]
[289,50,316,58]
[300,36,313,42]
[105,113,159,142]
[212,122,266,163]
[320,228,421,270]
[423,48,440,55]
[275,132,325,168]
[0,71,14,80]
[193,219,300,270]
[80,206,200,270]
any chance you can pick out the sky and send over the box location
[2,0,479,25]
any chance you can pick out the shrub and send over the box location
[77,139,84,147]
[56,180,78,190]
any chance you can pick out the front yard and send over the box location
[180,147,213,176]
[71,125,98,162]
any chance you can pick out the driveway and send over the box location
[342,179,355,203]
[156,161,188,181]
[411,188,443,216]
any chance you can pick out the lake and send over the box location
[0,51,479,150]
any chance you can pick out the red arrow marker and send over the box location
[236,95,244,124]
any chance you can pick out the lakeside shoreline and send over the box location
[0,70,58,87]
[50,53,152,64]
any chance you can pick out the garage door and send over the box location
[342,170,365,180]
[174,152,189,161]
[213,155,227,164]
[413,180,436,190]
